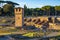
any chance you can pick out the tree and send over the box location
[0,7,2,15]
[30,8,34,16]
[3,4,14,16]
[41,6,51,16]
[0,7,3,16]
[55,6,60,16]
[55,6,60,11]
[24,5,28,16]
[50,7,55,16]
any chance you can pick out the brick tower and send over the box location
[14,7,24,27]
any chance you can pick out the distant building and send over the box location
[14,7,24,27]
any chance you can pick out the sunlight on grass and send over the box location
[22,32,44,37]
[2,19,6,23]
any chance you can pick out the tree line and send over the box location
[0,4,60,16]
[24,5,60,16]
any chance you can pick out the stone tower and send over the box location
[14,7,24,27]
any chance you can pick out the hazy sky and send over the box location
[9,0,60,8]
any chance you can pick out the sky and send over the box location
[7,0,60,8]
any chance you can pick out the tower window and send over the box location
[16,9,18,11]
[19,9,21,11]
